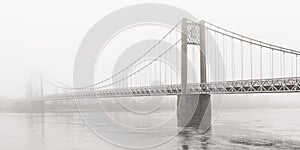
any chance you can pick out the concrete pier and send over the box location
[28,101,46,113]
[177,94,211,131]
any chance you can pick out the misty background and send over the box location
[1,0,300,108]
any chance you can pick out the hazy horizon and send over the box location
[1,0,300,108]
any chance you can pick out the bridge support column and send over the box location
[177,19,211,131]
[28,101,46,113]
[177,94,211,131]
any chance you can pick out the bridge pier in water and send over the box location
[177,18,211,130]
[177,94,211,130]
[27,101,46,113]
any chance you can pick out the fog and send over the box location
[1,0,300,107]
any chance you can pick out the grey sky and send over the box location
[0,0,300,97]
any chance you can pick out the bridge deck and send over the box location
[31,77,300,101]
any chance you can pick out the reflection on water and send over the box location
[1,109,300,150]
[177,128,211,150]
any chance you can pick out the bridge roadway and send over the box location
[34,77,300,101]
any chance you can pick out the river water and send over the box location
[1,108,300,150]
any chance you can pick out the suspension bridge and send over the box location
[15,18,300,129]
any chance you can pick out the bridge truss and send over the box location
[19,18,300,101]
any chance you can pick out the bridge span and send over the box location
[17,18,300,131]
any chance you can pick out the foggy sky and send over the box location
[1,0,300,101]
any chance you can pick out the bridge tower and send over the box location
[26,72,44,98]
[177,18,211,131]
[26,71,45,113]
[26,72,33,99]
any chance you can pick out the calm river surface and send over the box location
[1,108,300,150]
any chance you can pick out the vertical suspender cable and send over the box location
[142,56,144,87]
[232,36,235,80]
[160,42,162,87]
[208,28,211,82]
[122,69,128,88]
[206,28,209,82]
[119,68,122,88]
[296,55,298,78]
[215,31,218,81]
[144,51,146,87]
[169,36,173,85]
[296,55,298,91]
[176,31,178,84]
[139,61,141,87]
[170,34,172,85]
[223,33,225,81]
[283,52,286,78]
[154,46,156,85]
[260,44,262,79]
[165,44,167,86]
[240,40,243,80]
[271,48,274,79]
[137,61,139,87]
[192,43,195,82]
[148,52,150,87]
[280,51,283,77]
[292,54,294,76]
[214,31,217,81]
[119,71,121,88]
[129,66,131,87]
[250,42,253,80]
